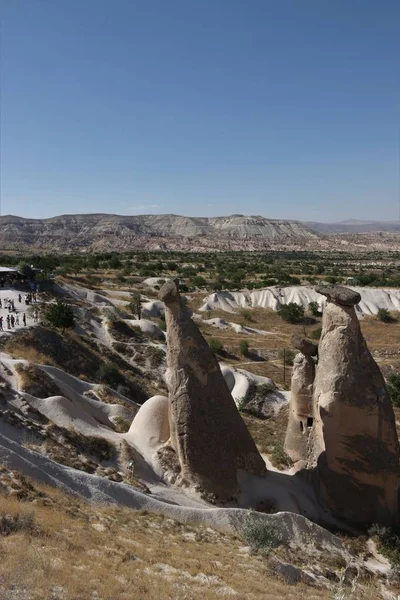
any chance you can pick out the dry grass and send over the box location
[15,364,61,398]
[242,406,289,459]
[0,479,383,600]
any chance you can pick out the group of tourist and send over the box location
[0,313,27,331]
[0,291,38,332]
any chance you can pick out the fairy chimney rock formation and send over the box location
[159,279,266,502]
[284,335,317,463]
[309,284,399,526]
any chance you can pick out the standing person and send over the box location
[23,313,26,327]
[6,315,10,329]
[15,314,19,326]
[33,309,38,323]
[18,294,22,303]
[10,315,15,328]
[0,316,3,331]
[0,299,2,309]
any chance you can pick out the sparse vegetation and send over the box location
[308,301,321,316]
[369,524,400,567]
[208,338,224,355]
[239,339,249,357]
[241,511,282,555]
[239,308,253,321]
[97,362,124,388]
[310,326,322,340]
[271,442,293,469]
[278,348,296,366]
[387,373,400,407]
[377,308,394,323]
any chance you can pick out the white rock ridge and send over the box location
[200,285,400,316]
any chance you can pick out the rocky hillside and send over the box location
[0,213,318,253]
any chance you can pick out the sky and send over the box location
[0,0,399,222]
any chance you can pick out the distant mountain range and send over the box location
[0,213,399,254]
[0,213,318,253]
[305,219,400,234]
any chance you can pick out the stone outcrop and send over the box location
[159,280,266,502]
[308,284,400,526]
[284,335,317,463]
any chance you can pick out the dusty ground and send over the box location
[0,474,389,600]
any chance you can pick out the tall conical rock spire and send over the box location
[308,284,399,526]
[159,280,266,502]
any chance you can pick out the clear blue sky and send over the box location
[1,0,399,221]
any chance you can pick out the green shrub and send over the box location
[239,340,249,357]
[387,373,400,407]
[278,303,304,324]
[369,524,400,566]
[97,363,124,388]
[271,442,293,469]
[377,308,393,323]
[241,511,282,555]
[308,301,321,316]
[239,308,253,322]
[147,346,165,367]
[208,338,224,355]
[310,326,322,340]
[113,416,132,433]
[157,318,166,331]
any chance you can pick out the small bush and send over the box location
[146,346,165,367]
[308,301,321,317]
[97,363,124,388]
[239,340,249,357]
[157,318,166,332]
[278,303,304,324]
[0,511,36,536]
[113,416,131,433]
[85,435,116,461]
[239,308,253,322]
[377,308,394,323]
[208,338,224,355]
[271,443,293,469]
[310,326,322,340]
[241,511,282,555]
[387,373,400,408]
[369,524,400,566]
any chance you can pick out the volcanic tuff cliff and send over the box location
[0,213,318,252]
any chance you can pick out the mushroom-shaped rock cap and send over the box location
[316,284,361,307]
[159,279,180,305]
[291,334,318,356]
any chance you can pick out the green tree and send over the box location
[128,292,142,319]
[46,301,74,334]
[108,255,122,269]
[191,275,207,288]
[278,303,305,324]
[18,262,35,279]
